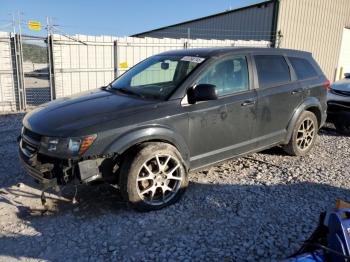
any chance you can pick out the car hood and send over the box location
[331,80,350,92]
[23,88,157,137]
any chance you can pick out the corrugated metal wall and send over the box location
[0,32,16,112]
[134,2,275,41]
[277,0,350,81]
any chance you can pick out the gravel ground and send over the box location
[0,113,350,262]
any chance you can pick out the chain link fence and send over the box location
[22,35,51,108]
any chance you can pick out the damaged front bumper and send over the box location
[19,151,58,187]
[327,100,350,125]
[18,130,105,188]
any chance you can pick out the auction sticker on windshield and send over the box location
[181,56,205,63]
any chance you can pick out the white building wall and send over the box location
[0,31,270,111]
[52,34,117,98]
[53,34,270,98]
[337,28,350,80]
[0,32,16,112]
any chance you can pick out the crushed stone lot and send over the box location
[0,113,350,262]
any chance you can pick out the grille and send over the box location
[331,88,350,96]
[21,128,42,157]
[23,128,42,142]
[327,101,350,111]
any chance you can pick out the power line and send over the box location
[51,25,87,45]
[0,23,12,29]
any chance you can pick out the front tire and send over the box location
[120,142,188,211]
[283,111,318,156]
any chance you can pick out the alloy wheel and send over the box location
[136,154,183,206]
[296,118,315,151]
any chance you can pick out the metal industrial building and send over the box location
[133,0,350,81]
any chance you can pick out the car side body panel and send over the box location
[102,123,191,169]
[284,96,324,144]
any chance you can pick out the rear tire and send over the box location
[283,111,318,156]
[120,142,188,212]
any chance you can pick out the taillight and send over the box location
[325,79,331,89]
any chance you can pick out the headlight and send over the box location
[41,134,97,156]
[68,135,97,155]
[68,138,82,154]
[48,137,59,152]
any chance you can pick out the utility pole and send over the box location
[17,11,22,38]
[17,11,26,110]
[11,12,22,111]
[11,13,16,34]
[46,16,51,35]
[186,28,191,49]
[227,0,232,11]
[46,16,54,101]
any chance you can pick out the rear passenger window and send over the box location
[254,55,291,88]
[288,57,318,80]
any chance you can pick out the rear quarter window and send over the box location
[288,57,318,80]
[254,55,291,88]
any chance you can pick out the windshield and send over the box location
[109,55,205,100]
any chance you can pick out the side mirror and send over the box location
[344,73,350,79]
[161,62,169,70]
[188,84,218,104]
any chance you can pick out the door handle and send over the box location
[241,100,256,107]
[291,89,303,95]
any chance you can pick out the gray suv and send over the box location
[19,48,328,211]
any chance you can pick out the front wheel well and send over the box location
[109,140,188,184]
[117,139,180,162]
[127,139,180,156]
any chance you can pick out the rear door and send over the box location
[252,54,303,148]
[287,55,327,112]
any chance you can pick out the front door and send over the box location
[185,55,257,169]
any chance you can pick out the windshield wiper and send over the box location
[116,88,145,99]
[101,83,112,90]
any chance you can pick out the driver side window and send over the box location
[197,55,249,97]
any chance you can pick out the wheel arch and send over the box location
[306,106,322,128]
[102,126,190,170]
[284,98,322,144]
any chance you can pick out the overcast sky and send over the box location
[0,0,262,36]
